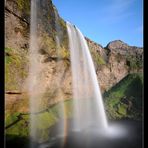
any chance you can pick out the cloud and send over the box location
[100,0,135,24]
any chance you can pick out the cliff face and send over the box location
[5,0,143,116]
[5,0,71,113]
[87,39,143,92]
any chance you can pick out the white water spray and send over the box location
[29,0,39,144]
[29,0,66,146]
[67,22,108,130]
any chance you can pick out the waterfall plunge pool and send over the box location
[38,119,142,148]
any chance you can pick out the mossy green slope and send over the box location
[104,73,143,120]
[5,100,73,144]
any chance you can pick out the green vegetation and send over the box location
[59,46,70,59]
[89,48,106,65]
[117,103,128,115]
[40,33,56,55]
[59,19,66,29]
[104,73,143,120]
[17,0,30,15]
[95,54,106,65]
[5,100,73,144]
[6,113,29,137]
[126,54,143,70]
[5,47,28,90]
[39,32,69,61]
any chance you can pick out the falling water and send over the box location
[52,7,66,141]
[29,0,66,146]
[29,0,39,145]
[29,0,50,145]
[67,22,108,130]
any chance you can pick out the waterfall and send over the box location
[29,0,66,146]
[29,0,39,145]
[67,22,108,130]
[29,0,107,146]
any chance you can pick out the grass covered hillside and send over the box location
[104,73,143,120]
[5,100,74,147]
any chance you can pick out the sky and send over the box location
[52,0,143,47]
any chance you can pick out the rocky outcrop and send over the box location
[86,39,143,92]
[86,37,107,60]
